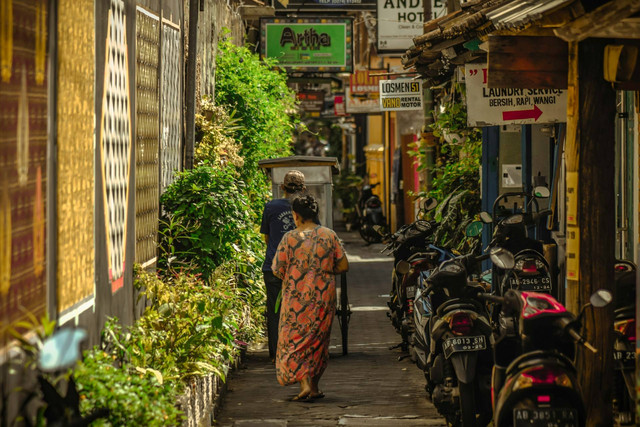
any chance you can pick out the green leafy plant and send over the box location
[74,346,182,426]
[159,165,262,279]
[195,98,244,169]
[409,81,483,253]
[214,33,298,219]
[333,171,363,224]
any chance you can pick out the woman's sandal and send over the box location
[289,393,311,402]
[309,392,325,399]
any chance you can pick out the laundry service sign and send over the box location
[466,63,567,126]
[261,18,353,72]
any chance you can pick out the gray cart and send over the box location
[259,156,351,355]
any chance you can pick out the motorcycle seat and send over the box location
[505,350,575,378]
[614,305,634,319]
[436,299,483,316]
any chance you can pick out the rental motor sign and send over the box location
[379,79,423,111]
[466,63,567,126]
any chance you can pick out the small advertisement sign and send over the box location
[379,78,423,111]
[346,69,383,113]
[466,63,567,126]
[261,18,353,72]
[334,94,347,116]
[297,91,325,112]
[377,0,447,53]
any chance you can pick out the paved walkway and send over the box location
[215,229,446,426]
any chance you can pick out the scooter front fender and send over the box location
[450,351,478,384]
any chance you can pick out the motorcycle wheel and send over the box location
[458,381,477,427]
[359,224,382,244]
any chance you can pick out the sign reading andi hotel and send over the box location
[260,18,353,72]
[377,0,447,52]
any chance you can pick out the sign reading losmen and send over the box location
[260,18,353,72]
[377,0,447,53]
[465,63,567,126]
[379,78,423,111]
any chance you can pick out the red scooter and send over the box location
[479,289,610,427]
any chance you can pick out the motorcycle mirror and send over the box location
[421,197,438,212]
[533,186,550,198]
[465,221,483,237]
[589,289,613,308]
[479,211,493,224]
[396,260,411,275]
[489,247,515,270]
[38,328,88,372]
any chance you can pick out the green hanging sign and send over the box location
[260,18,353,73]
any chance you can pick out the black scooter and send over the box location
[479,288,609,427]
[479,186,553,297]
[357,182,386,244]
[383,199,438,349]
[424,246,514,426]
[613,260,636,425]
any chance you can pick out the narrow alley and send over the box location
[216,228,445,426]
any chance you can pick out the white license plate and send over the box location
[510,276,552,291]
[514,408,578,427]
[406,286,415,298]
[442,335,486,358]
[614,350,635,361]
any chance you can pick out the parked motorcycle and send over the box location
[5,327,109,426]
[479,186,553,297]
[383,198,438,349]
[356,182,386,244]
[612,260,636,425]
[422,245,515,426]
[410,244,455,370]
[478,288,610,427]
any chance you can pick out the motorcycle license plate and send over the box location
[509,276,552,291]
[513,408,578,427]
[614,350,635,361]
[406,286,416,298]
[442,336,486,359]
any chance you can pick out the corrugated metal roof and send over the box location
[487,0,573,29]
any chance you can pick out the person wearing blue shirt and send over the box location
[260,170,307,363]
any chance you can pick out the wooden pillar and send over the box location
[565,39,616,426]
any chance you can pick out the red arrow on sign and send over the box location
[502,104,543,121]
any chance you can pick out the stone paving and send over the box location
[215,229,446,427]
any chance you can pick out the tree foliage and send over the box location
[214,35,297,218]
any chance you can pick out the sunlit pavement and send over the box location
[215,227,446,426]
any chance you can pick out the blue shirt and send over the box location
[260,199,296,272]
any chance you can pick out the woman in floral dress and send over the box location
[272,195,349,401]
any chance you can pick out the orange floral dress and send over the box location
[271,226,346,386]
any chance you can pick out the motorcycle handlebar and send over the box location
[566,327,597,353]
[477,292,504,304]
[528,209,553,225]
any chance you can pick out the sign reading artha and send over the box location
[261,18,353,72]
[379,78,423,111]
[466,64,567,126]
